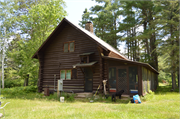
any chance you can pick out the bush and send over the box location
[141,90,155,102]
[2,86,38,96]
[4,79,23,88]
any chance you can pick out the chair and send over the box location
[0,102,10,117]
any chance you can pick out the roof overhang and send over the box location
[73,61,97,68]
[102,56,159,74]
[79,52,94,56]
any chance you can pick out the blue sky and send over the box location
[65,0,96,24]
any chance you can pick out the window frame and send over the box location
[63,41,75,52]
[60,69,72,80]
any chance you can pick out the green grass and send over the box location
[0,85,179,119]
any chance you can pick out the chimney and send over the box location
[85,22,93,33]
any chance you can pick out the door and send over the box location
[84,67,93,92]
[117,68,128,94]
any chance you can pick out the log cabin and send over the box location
[32,18,158,96]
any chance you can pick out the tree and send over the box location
[80,0,122,49]
[0,0,15,88]
[156,1,179,90]
[1,0,67,87]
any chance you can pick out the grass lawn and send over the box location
[0,85,179,119]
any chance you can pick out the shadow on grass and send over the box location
[74,95,130,104]
[2,92,130,104]
[155,85,179,95]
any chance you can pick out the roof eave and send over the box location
[102,56,159,74]
[32,53,38,59]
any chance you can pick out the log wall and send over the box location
[39,23,101,93]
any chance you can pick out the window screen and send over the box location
[69,42,74,52]
[64,43,69,52]
[109,67,116,88]
[66,70,71,80]
[60,70,65,79]
[142,67,148,93]
[129,67,138,90]
[118,69,127,77]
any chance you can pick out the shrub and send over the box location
[2,86,38,96]
[141,90,154,102]
[4,79,23,88]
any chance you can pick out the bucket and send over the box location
[60,97,64,102]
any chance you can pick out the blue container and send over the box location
[130,90,138,93]
[133,94,141,103]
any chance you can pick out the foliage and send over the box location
[156,1,179,90]
[158,70,171,83]
[0,0,67,87]
[155,84,179,94]
[2,86,38,96]
[61,92,76,102]
[79,0,122,49]
[141,90,155,102]
[4,78,23,88]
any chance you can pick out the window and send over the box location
[109,67,116,88]
[63,41,75,52]
[69,42,74,52]
[64,43,69,52]
[66,70,71,79]
[60,69,77,80]
[81,56,88,63]
[60,70,66,79]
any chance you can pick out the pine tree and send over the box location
[157,1,179,90]
[80,0,122,49]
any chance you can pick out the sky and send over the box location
[65,0,96,25]
[64,0,126,53]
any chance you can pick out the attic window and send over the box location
[79,52,94,63]
[64,41,75,52]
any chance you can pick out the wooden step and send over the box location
[75,93,93,98]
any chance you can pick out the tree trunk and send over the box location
[172,72,177,90]
[137,41,140,61]
[177,70,179,88]
[148,10,158,70]
[24,74,29,86]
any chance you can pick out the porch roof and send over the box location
[102,56,159,74]
[73,61,97,68]
[79,52,94,56]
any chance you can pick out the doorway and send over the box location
[117,67,128,94]
[84,67,93,92]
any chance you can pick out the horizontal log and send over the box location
[63,87,84,89]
